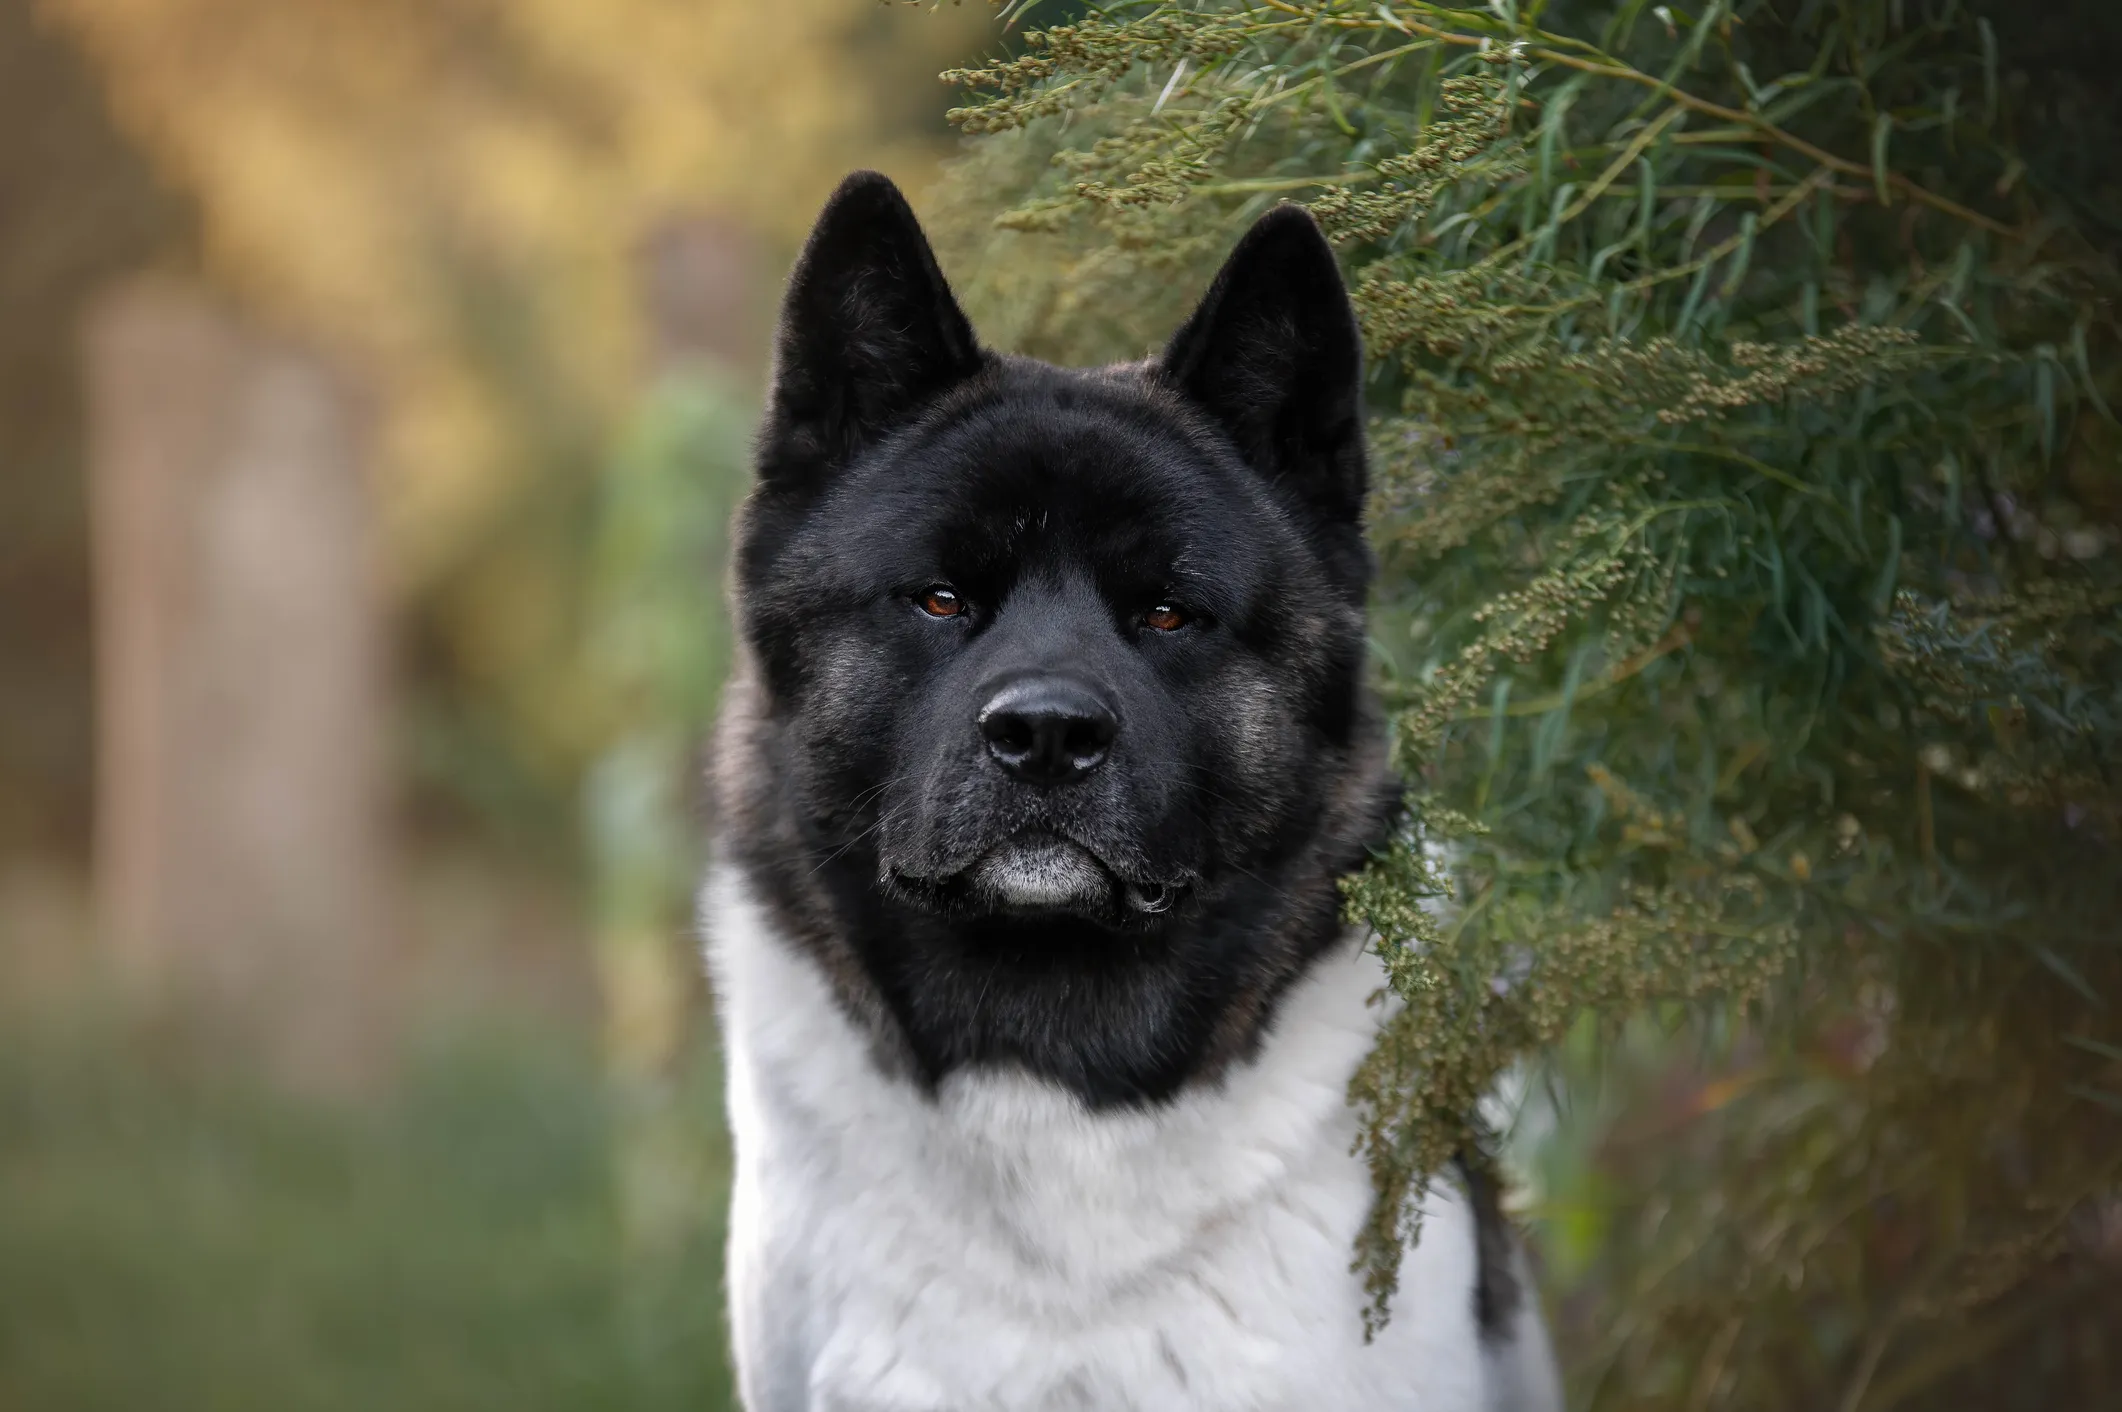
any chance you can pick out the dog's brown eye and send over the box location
[917,586,966,618]
[1142,604,1189,632]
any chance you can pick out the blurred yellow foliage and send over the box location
[48,0,990,584]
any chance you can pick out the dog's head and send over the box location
[721,173,1395,1102]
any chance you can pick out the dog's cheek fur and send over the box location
[789,634,897,826]
[1181,590,1369,875]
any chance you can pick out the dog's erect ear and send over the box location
[759,171,984,494]
[1159,205,1367,526]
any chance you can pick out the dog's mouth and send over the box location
[892,829,1189,923]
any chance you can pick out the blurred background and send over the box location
[0,2,993,1406]
[5,2,2118,1409]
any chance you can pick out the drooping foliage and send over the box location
[928,1,2122,1402]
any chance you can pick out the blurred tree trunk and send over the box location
[85,280,395,1088]
[0,0,194,865]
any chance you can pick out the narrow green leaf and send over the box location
[1677,258,1716,338]
[1719,212,1757,298]
[1602,0,1655,50]
[1320,68,1359,138]
[1634,157,1657,253]
[1979,17,1998,125]
[1811,182,1837,255]
[1870,113,1893,206]
[1943,241,1975,306]
[1870,515,1901,615]
[2071,317,2116,421]
[2065,1035,2122,1064]
[2034,352,2057,463]
[1530,185,1575,267]
[2065,1084,2122,1118]
[1536,85,1580,197]
[1680,192,1715,264]
[2034,944,2105,1008]
[1476,677,1513,815]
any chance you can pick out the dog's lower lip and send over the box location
[964,830,1113,912]
[940,831,1193,920]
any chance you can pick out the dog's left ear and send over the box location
[1159,206,1367,527]
[760,171,985,497]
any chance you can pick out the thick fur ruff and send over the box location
[709,861,1560,1411]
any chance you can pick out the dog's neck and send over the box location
[705,857,1393,1283]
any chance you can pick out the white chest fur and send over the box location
[705,865,1551,1412]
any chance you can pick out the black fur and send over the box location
[1455,1155,1525,1343]
[715,171,1399,1108]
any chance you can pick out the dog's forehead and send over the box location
[807,369,1297,580]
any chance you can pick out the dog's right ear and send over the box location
[758,172,985,496]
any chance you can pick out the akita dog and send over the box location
[705,171,1560,1412]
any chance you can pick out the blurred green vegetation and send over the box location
[0,995,736,1412]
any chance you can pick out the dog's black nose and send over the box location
[979,678,1117,785]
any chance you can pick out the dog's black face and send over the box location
[718,173,1396,1106]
